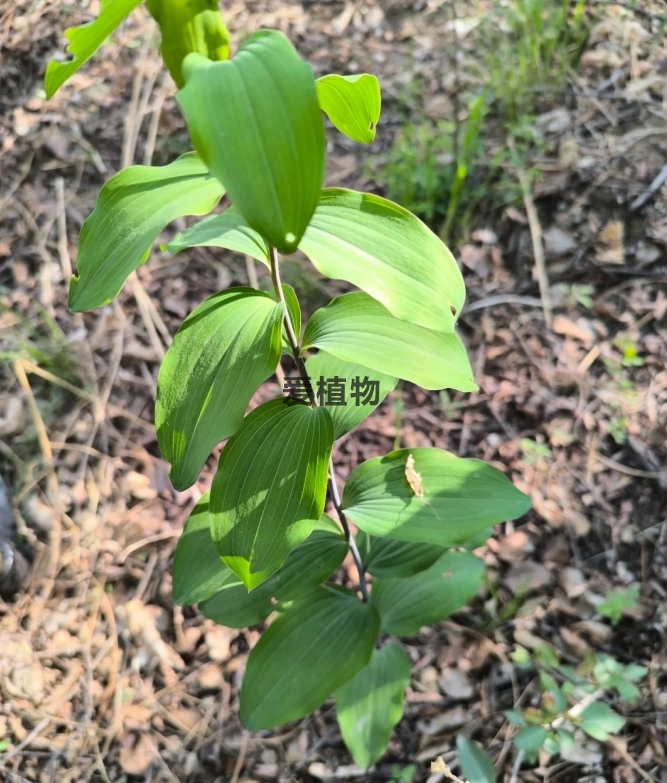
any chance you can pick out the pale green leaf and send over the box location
[305,351,396,439]
[356,532,444,579]
[146,0,229,87]
[45,0,143,98]
[302,293,476,392]
[210,398,334,589]
[300,189,465,333]
[343,448,531,546]
[240,586,380,729]
[316,74,381,144]
[456,736,496,783]
[156,288,285,490]
[579,702,625,741]
[166,205,270,265]
[370,551,484,636]
[513,726,548,752]
[177,31,325,253]
[335,643,410,768]
[281,284,302,357]
[69,153,223,312]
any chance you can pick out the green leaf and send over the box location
[200,579,275,628]
[240,586,380,729]
[156,287,284,490]
[504,709,527,727]
[513,726,548,752]
[579,702,625,741]
[456,736,496,783]
[177,31,325,253]
[69,153,223,312]
[146,0,229,88]
[282,284,302,357]
[305,351,397,439]
[273,519,348,601]
[301,189,465,333]
[555,729,575,750]
[335,643,410,768]
[542,733,560,756]
[356,532,444,578]
[210,398,334,589]
[371,551,484,636]
[316,74,381,144]
[303,293,476,392]
[45,0,143,98]
[167,205,270,264]
[343,448,531,546]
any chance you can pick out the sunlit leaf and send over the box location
[316,74,381,144]
[240,586,379,729]
[156,288,284,490]
[177,31,325,253]
[45,0,143,98]
[69,153,223,312]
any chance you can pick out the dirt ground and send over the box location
[1,1,667,782]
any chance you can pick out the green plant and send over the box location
[599,585,640,625]
[478,0,589,120]
[49,1,531,769]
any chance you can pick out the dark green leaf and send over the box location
[302,293,476,392]
[240,586,380,729]
[356,532,444,579]
[343,448,531,546]
[335,643,410,768]
[167,205,270,264]
[45,0,143,98]
[316,74,381,144]
[210,399,334,589]
[156,287,284,490]
[305,351,397,439]
[146,0,229,87]
[371,551,484,636]
[177,31,325,253]
[200,581,274,628]
[69,153,223,312]
[301,189,465,333]
[456,736,496,783]
[513,726,548,752]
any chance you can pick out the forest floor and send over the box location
[1,1,667,782]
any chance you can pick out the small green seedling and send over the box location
[599,585,641,625]
[47,0,531,769]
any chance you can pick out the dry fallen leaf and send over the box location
[405,454,424,500]
[119,732,159,776]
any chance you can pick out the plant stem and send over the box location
[268,246,370,602]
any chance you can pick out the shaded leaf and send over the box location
[456,736,496,783]
[200,580,274,628]
[300,189,465,333]
[303,293,476,392]
[316,74,381,144]
[356,532,444,579]
[69,153,223,312]
[210,399,334,589]
[305,351,397,439]
[371,551,484,636]
[240,586,380,729]
[335,643,410,768]
[343,448,531,546]
[156,287,284,490]
[177,31,325,253]
[45,0,143,98]
[146,0,229,87]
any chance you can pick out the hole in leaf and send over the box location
[450,305,457,317]
[369,121,375,131]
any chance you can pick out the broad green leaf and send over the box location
[456,736,496,783]
[240,586,380,729]
[177,31,325,253]
[305,351,397,439]
[513,726,548,752]
[301,189,464,333]
[200,579,275,628]
[555,729,575,750]
[303,293,476,392]
[505,709,527,726]
[45,0,143,98]
[579,702,625,741]
[343,448,531,546]
[210,398,334,589]
[156,287,284,490]
[316,74,381,144]
[335,643,410,768]
[167,205,270,265]
[542,733,560,756]
[146,0,229,88]
[356,532,444,579]
[69,153,223,312]
[371,551,484,636]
